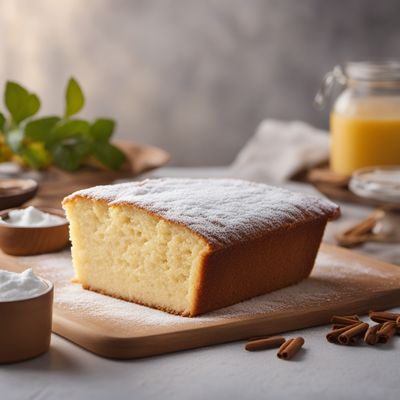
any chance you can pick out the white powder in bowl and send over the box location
[0,206,66,228]
[0,268,49,301]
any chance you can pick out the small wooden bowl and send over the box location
[0,277,53,364]
[0,178,39,210]
[0,207,69,256]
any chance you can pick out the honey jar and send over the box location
[315,61,400,176]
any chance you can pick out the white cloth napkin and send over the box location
[229,119,329,183]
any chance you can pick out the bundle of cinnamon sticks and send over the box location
[326,311,400,346]
[244,310,399,361]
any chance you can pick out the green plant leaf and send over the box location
[48,119,90,149]
[65,78,84,117]
[5,128,24,152]
[93,142,126,170]
[25,116,60,142]
[52,119,90,138]
[1,77,123,171]
[90,118,115,141]
[0,112,5,130]
[20,142,51,169]
[51,138,91,171]
[26,94,40,119]
[5,81,40,124]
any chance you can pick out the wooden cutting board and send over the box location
[2,243,400,359]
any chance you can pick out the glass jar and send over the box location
[315,61,400,176]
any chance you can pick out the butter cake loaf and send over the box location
[62,178,339,316]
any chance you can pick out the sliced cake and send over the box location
[62,178,340,316]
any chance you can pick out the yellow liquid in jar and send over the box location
[330,97,400,175]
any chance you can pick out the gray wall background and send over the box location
[0,0,399,166]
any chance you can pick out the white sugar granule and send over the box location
[16,247,397,330]
[63,178,339,249]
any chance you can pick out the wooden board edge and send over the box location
[52,288,400,359]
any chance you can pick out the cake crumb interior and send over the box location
[64,198,209,315]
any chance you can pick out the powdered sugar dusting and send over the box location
[63,178,339,248]
[15,247,398,331]
[315,251,393,279]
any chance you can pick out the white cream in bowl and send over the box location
[0,206,67,228]
[0,268,49,301]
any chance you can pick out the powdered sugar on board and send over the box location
[15,246,398,333]
[63,178,339,248]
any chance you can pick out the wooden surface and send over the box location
[2,243,400,359]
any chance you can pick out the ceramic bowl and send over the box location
[0,277,53,364]
[0,207,69,256]
[349,165,400,204]
[0,178,38,210]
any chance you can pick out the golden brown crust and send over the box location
[326,206,341,221]
[189,218,327,316]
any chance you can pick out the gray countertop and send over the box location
[2,167,400,400]
[2,318,399,400]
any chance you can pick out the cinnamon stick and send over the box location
[344,314,360,320]
[364,324,382,345]
[344,216,377,237]
[335,210,384,248]
[338,322,369,345]
[377,321,397,343]
[332,324,347,330]
[307,168,350,188]
[330,315,360,325]
[277,337,304,360]
[326,322,361,344]
[245,336,286,351]
[369,311,400,323]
